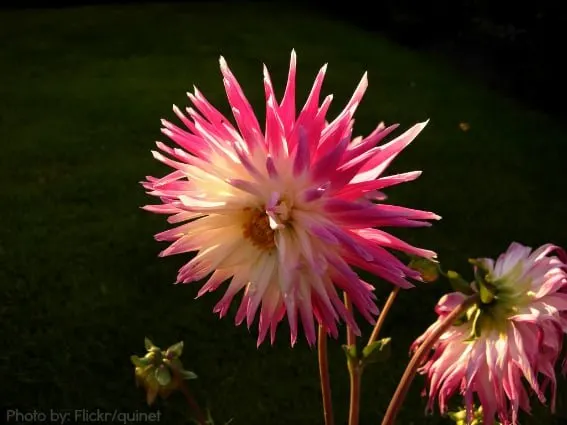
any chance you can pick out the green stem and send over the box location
[380,294,479,425]
[343,293,360,425]
[348,361,362,425]
[367,287,400,347]
[318,324,335,425]
[173,368,208,425]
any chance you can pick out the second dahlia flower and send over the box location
[413,242,567,424]
[142,51,439,346]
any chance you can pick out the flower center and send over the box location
[463,277,533,338]
[242,208,276,251]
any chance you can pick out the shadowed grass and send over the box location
[1,2,566,424]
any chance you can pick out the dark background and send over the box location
[4,0,564,118]
[2,1,566,425]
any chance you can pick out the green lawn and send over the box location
[1,2,566,424]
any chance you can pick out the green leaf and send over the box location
[165,341,184,358]
[361,337,391,365]
[447,271,474,295]
[341,344,358,362]
[155,365,171,386]
[144,337,157,351]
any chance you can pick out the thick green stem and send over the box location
[348,361,362,425]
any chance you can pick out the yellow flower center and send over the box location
[242,208,276,251]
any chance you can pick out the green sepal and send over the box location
[452,314,468,327]
[361,337,391,366]
[447,270,474,295]
[144,337,158,351]
[179,369,198,380]
[469,259,491,285]
[478,280,497,304]
[341,344,358,362]
[165,341,184,358]
[146,384,159,406]
[164,357,183,372]
[131,355,152,368]
[155,365,171,386]
[465,308,483,341]
[448,410,466,421]
[408,256,440,282]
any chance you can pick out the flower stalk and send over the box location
[367,287,399,347]
[343,293,361,425]
[348,362,362,425]
[172,368,208,425]
[318,325,335,425]
[380,294,480,425]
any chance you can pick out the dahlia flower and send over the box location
[413,242,567,424]
[142,50,439,346]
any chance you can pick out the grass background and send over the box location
[1,1,566,424]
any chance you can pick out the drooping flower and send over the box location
[142,50,440,346]
[413,242,567,425]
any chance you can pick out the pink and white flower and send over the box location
[142,51,439,346]
[413,242,567,424]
